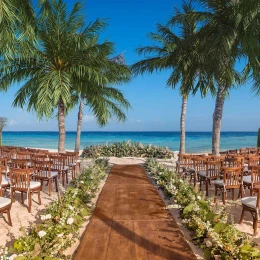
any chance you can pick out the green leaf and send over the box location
[203,248,212,260]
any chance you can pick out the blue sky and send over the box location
[1,0,260,131]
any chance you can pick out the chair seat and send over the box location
[30,181,41,189]
[243,175,252,184]
[1,177,10,186]
[214,179,224,186]
[241,196,257,209]
[199,171,207,177]
[0,197,11,208]
[38,171,58,178]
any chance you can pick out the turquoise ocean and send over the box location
[1,131,258,153]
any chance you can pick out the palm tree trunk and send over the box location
[75,95,84,153]
[58,99,66,153]
[179,95,187,154]
[0,130,2,146]
[212,85,226,155]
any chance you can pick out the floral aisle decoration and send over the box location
[5,159,109,260]
[144,159,260,260]
[82,141,174,159]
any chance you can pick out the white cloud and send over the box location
[83,115,95,123]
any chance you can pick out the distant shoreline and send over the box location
[2,130,259,133]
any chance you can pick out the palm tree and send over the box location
[0,0,128,152]
[0,117,8,146]
[74,83,131,153]
[74,52,131,153]
[132,1,209,154]
[177,0,245,155]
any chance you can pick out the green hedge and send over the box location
[3,159,109,260]
[81,141,174,159]
[144,159,260,260]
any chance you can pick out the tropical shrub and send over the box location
[5,159,109,260]
[144,159,260,260]
[82,141,174,159]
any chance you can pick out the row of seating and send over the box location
[176,150,260,234]
[0,146,81,227]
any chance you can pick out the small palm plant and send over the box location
[0,117,8,146]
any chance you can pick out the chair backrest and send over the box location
[64,151,79,164]
[0,158,8,174]
[182,154,194,169]
[38,149,49,154]
[192,156,206,172]
[16,151,32,160]
[32,154,49,161]
[207,155,225,162]
[9,168,30,190]
[205,161,222,179]
[247,157,260,170]
[34,160,51,178]
[219,151,228,155]
[222,157,244,168]
[239,148,250,155]
[228,149,238,154]
[251,166,260,187]
[222,167,243,188]
[50,156,65,171]
[10,159,30,169]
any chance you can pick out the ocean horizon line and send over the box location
[3,130,259,133]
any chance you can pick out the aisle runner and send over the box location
[74,164,196,260]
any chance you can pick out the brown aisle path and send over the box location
[74,164,196,260]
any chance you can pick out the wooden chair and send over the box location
[240,169,260,234]
[34,160,58,196]
[50,156,68,186]
[32,154,49,162]
[176,154,188,174]
[207,155,225,162]
[0,181,12,226]
[244,156,260,175]
[191,156,206,186]
[214,167,243,205]
[179,154,194,179]
[199,161,222,196]
[9,168,41,213]
[63,151,80,178]
[243,166,260,196]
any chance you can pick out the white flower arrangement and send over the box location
[38,230,47,238]
[66,218,74,225]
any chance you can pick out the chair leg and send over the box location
[199,177,202,191]
[21,192,24,204]
[206,179,209,197]
[62,172,65,186]
[7,209,12,226]
[28,192,32,213]
[38,190,41,205]
[222,191,226,205]
[66,171,68,183]
[55,177,58,192]
[232,189,235,200]
[214,186,218,203]
[254,212,258,235]
[48,179,52,196]
[239,207,245,224]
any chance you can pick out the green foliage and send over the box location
[7,159,109,259]
[82,141,174,159]
[144,158,260,260]
[257,128,260,147]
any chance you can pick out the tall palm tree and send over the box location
[132,1,210,154]
[0,0,128,152]
[176,0,244,155]
[74,83,131,153]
